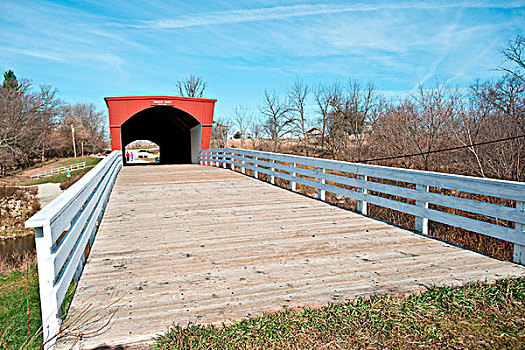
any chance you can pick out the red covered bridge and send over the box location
[105,95,217,164]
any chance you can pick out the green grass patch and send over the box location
[0,266,42,349]
[61,157,101,168]
[155,278,525,349]
[24,157,101,186]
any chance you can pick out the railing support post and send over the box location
[356,174,368,215]
[415,184,429,235]
[35,225,61,350]
[241,155,246,174]
[223,151,227,168]
[513,201,525,265]
[254,157,259,179]
[270,159,275,184]
[290,163,296,191]
[230,153,235,170]
[317,168,325,201]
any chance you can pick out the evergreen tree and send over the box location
[2,70,20,90]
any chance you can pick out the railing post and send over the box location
[241,154,246,174]
[34,225,61,349]
[223,151,227,168]
[356,174,368,215]
[254,157,259,179]
[270,159,275,184]
[513,201,525,265]
[290,163,296,191]
[230,152,235,170]
[414,184,429,235]
[317,168,325,201]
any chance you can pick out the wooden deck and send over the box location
[58,164,525,349]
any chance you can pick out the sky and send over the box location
[0,0,524,124]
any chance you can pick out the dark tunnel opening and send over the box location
[120,106,201,165]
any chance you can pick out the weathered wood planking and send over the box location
[58,164,525,349]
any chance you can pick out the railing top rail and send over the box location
[26,151,120,228]
[201,148,525,202]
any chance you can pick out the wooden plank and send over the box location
[57,164,525,349]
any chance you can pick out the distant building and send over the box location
[306,127,323,137]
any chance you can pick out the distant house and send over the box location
[306,127,323,137]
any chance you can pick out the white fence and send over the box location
[200,148,525,265]
[30,161,87,179]
[25,151,122,349]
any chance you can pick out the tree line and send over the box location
[214,35,524,182]
[0,71,106,176]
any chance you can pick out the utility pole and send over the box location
[71,125,77,158]
[220,117,224,148]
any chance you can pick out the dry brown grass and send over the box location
[0,251,36,277]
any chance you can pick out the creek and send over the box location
[0,235,36,261]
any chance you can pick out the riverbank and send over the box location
[0,186,40,239]
[0,156,102,241]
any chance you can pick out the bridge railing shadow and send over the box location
[201,148,525,266]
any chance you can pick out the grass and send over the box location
[61,157,101,168]
[23,157,101,186]
[0,266,42,349]
[156,278,525,349]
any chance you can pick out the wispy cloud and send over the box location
[134,1,525,29]
[4,47,69,63]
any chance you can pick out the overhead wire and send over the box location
[356,134,525,163]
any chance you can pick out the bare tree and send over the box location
[232,105,251,148]
[371,82,457,170]
[61,103,106,156]
[288,79,310,155]
[211,117,230,148]
[313,83,333,153]
[176,74,207,98]
[249,115,264,149]
[0,76,63,174]
[464,77,525,181]
[260,90,292,152]
[324,80,378,160]
[500,35,524,83]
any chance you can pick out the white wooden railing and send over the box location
[25,151,122,349]
[200,148,525,265]
[30,161,87,179]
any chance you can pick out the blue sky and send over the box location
[1,0,524,124]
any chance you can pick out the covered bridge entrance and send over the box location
[105,96,216,164]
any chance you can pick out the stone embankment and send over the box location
[0,186,40,239]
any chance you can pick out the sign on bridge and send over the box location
[150,100,174,106]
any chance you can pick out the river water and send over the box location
[0,235,36,261]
